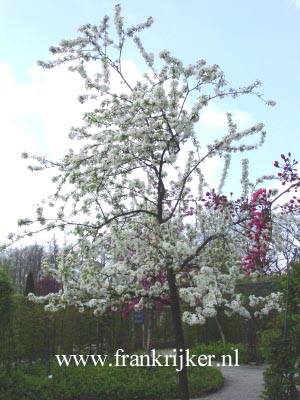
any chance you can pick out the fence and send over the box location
[0,295,271,370]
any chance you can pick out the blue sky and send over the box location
[1,0,300,243]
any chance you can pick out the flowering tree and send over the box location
[12,5,286,399]
[36,275,61,296]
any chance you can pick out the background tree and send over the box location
[16,5,278,400]
[47,235,60,269]
[261,262,300,399]
[0,268,15,370]
[36,275,61,296]
[35,236,61,295]
[0,244,44,293]
[24,271,36,296]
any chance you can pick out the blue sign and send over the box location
[133,311,144,324]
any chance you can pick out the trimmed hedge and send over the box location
[191,341,248,364]
[0,362,223,400]
[1,278,280,369]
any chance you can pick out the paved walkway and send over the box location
[196,364,267,400]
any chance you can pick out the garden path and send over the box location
[196,364,267,400]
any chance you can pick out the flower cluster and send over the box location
[202,190,232,213]
[180,265,250,326]
[273,152,300,214]
[249,292,283,318]
[242,188,272,273]
[274,153,299,185]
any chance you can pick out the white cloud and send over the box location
[0,59,145,244]
[0,61,85,243]
[0,59,255,245]
[197,105,253,138]
[293,0,300,7]
[288,0,300,8]
[0,63,43,242]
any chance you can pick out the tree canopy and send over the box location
[10,5,300,400]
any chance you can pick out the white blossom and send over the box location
[22,5,279,337]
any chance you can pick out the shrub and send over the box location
[191,341,248,364]
[0,361,223,400]
[0,268,15,370]
[261,334,300,399]
[260,262,300,399]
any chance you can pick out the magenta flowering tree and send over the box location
[242,188,272,273]
[10,5,292,400]
[202,152,300,276]
[36,275,61,296]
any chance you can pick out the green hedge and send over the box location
[191,341,248,364]
[1,278,281,368]
[261,335,300,399]
[0,268,15,369]
[0,363,223,400]
[2,297,248,367]
[260,263,300,399]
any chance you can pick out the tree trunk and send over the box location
[146,308,155,354]
[214,316,226,344]
[167,267,189,400]
[96,319,100,353]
